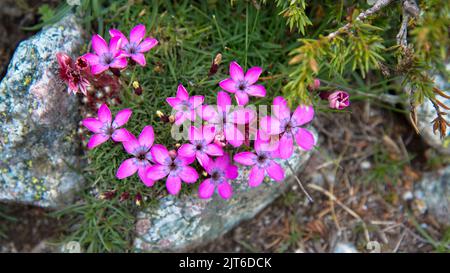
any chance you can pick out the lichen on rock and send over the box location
[0,14,85,207]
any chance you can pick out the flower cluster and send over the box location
[78,60,319,200]
[59,25,325,202]
[56,24,158,96]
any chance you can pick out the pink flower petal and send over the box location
[91,64,109,75]
[178,143,196,158]
[200,105,219,122]
[235,91,249,106]
[113,108,132,128]
[166,97,181,107]
[109,36,122,55]
[294,128,315,151]
[233,152,257,166]
[272,96,291,120]
[151,144,171,165]
[218,181,233,199]
[225,165,238,180]
[109,29,129,44]
[224,124,244,147]
[112,128,133,142]
[219,78,237,93]
[189,126,202,142]
[110,57,127,69]
[229,61,244,81]
[122,137,140,155]
[244,66,262,85]
[246,85,266,97]
[176,84,189,101]
[147,164,170,180]
[198,179,215,199]
[82,53,99,66]
[196,152,211,168]
[98,104,112,123]
[259,116,281,135]
[166,175,182,195]
[214,154,230,169]
[176,154,195,166]
[249,165,265,187]
[87,134,110,149]
[202,125,216,144]
[278,133,294,159]
[174,112,187,125]
[229,108,255,124]
[189,95,204,109]
[82,118,102,133]
[138,126,154,149]
[205,143,223,156]
[179,166,198,183]
[217,91,232,111]
[130,24,146,44]
[131,53,146,66]
[92,34,108,55]
[291,105,314,126]
[138,38,158,52]
[116,158,138,179]
[138,166,154,187]
[266,161,285,181]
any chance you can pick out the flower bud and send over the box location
[308,78,321,91]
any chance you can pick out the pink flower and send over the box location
[219,61,266,105]
[259,96,315,159]
[56,52,91,95]
[116,126,155,186]
[234,138,285,188]
[308,78,321,91]
[82,104,133,149]
[328,90,350,110]
[83,34,128,75]
[198,154,238,200]
[146,145,199,195]
[166,84,204,125]
[178,125,224,168]
[201,91,255,147]
[109,24,158,66]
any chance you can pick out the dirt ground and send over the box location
[0,0,61,78]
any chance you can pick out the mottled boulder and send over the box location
[134,131,316,252]
[0,14,85,207]
[416,63,450,154]
[415,165,450,225]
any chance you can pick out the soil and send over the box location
[0,0,60,78]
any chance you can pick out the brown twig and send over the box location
[327,0,395,40]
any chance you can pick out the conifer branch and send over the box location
[328,0,395,40]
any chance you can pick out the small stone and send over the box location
[333,242,358,253]
[415,63,450,154]
[414,165,450,225]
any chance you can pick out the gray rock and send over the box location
[134,131,316,252]
[415,165,450,225]
[0,14,85,207]
[416,63,450,154]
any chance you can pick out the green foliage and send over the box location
[37,4,56,23]
[268,0,312,34]
[281,0,449,107]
